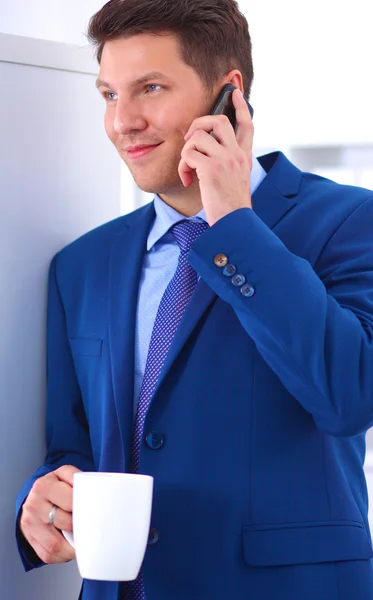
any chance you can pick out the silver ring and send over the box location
[48,505,57,526]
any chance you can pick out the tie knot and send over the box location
[170,219,209,254]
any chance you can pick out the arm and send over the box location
[189,199,373,437]
[16,254,95,570]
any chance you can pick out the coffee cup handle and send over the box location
[62,529,75,548]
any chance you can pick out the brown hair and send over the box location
[87,0,254,98]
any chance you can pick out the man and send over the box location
[16,0,373,599]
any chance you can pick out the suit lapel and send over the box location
[108,202,155,466]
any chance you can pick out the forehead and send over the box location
[99,33,190,80]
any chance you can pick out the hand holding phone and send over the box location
[210,84,253,134]
[179,82,254,225]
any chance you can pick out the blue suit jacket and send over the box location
[17,152,373,600]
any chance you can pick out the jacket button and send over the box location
[214,254,228,268]
[145,433,165,450]
[231,274,246,287]
[241,284,255,298]
[148,528,160,546]
[222,264,237,277]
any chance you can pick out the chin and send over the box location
[133,179,163,195]
[133,173,181,196]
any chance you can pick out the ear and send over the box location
[225,69,244,94]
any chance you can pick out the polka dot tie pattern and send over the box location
[119,219,209,600]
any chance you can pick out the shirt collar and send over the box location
[147,155,266,251]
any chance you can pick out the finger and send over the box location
[21,497,72,540]
[184,130,222,158]
[47,481,74,513]
[22,481,52,524]
[178,155,195,188]
[232,89,254,154]
[184,114,237,148]
[179,164,194,188]
[28,528,75,564]
[28,534,73,564]
[54,465,82,487]
[52,508,73,532]
[20,503,40,541]
[27,534,63,564]
[178,148,209,187]
[42,502,73,532]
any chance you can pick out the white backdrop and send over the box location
[0,35,121,599]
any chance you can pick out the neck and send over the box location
[158,178,203,217]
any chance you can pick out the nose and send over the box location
[113,97,148,135]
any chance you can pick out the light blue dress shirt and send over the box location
[133,156,267,411]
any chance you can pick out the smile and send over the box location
[126,143,162,160]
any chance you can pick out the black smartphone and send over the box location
[210,83,254,134]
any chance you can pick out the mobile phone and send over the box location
[210,83,254,133]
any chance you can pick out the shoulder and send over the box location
[300,170,373,214]
[274,151,372,222]
[54,202,154,268]
[261,151,373,218]
[259,152,373,260]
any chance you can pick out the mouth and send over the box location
[125,143,163,160]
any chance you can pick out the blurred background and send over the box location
[1,1,372,598]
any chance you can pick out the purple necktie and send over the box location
[120,219,209,600]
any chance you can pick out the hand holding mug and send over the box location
[20,465,80,564]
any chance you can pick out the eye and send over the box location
[103,92,118,102]
[146,84,162,93]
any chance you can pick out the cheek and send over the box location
[153,102,192,136]
[104,111,116,143]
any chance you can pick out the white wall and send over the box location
[0,0,104,45]
[0,34,121,600]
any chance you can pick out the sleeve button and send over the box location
[241,284,255,298]
[231,274,246,287]
[222,264,237,277]
[214,254,229,268]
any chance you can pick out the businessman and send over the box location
[16,1,373,599]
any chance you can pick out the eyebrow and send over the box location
[95,71,173,89]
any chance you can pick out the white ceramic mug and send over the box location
[62,472,154,581]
